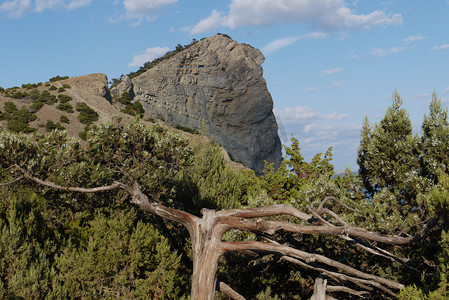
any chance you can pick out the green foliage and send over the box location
[117,91,132,105]
[56,102,74,113]
[49,75,69,82]
[117,92,145,118]
[126,38,199,80]
[4,102,17,114]
[5,105,37,133]
[421,91,449,183]
[185,139,256,211]
[60,115,69,124]
[0,190,59,299]
[62,84,71,89]
[57,87,65,93]
[45,120,65,132]
[262,136,335,204]
[357,89,424,204]
[57,94,72,103]
[51,208,185,299]
[76,102,99,125]
[176,124,199,134]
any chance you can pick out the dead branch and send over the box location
[0,176,24,187]
[6,166,434,299]
[216,281,246,300]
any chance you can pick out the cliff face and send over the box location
[129,35,282,174]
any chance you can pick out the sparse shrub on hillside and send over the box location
[118,92,144,118]
[48,85,57,91]
[29,88,40,100]
[125,38,199,80]
[7,108,37,133]
[38,90,57,105]
[4,102,17,114]
[56,103,74,113]
[76,102,99,125]
[79,125,90,140]
[57,87,65,93]
[0,87,4,92]
[62,84,71,89]
[57,94,72,103]
[29,102,44,113]
[60,115,69,124]
[117,91,132,105]
[44,83,50,87]
[49,75,69,82]
[45,120,65,132]
[5,89,28,99]
[22,83,39,89]
[175,124,199,135]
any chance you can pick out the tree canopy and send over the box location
[0,89,449,299]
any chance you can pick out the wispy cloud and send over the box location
[372,35,426,57]
[304,86,322,92]
[403,35,426,45]
[319,67,344,76]
[128,46,170,67]
[275,106,358,170]
[432,44,449,51]
[188,0,402,34]
[261,32,327,55]
[331,81,344,88]
[0,0,93,17]
[123,0,177,24]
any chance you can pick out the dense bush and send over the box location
[60,115,69,124]
[57,94,72,103]
[7,108,37,133]
[49,75,69,82]
[45,120,65,132]
[76,102,99,125]
[56,103,74,113]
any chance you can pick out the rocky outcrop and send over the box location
[110,75,133,98]
[127,34,282,174]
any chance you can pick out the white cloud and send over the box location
[123,0,177,21]
[371,45,407,57]
[0,0,31,17]
[372,35,427,57]
[275,106,349,124]
[275,106,358,170]
[128,46,170,67]
[35,0,62,12]
[189,0,402,34]
[0,0,92,17]
[402,35,426,45]
[319,68,344,76]
[67,0,92,10]
[304,86,321,93]
[331,81,344,88]
[432,44,449,51]
[190,9,225,35]
[261,32,327,55]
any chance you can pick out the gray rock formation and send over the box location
[110,75,133,98]
[130,34,282,174]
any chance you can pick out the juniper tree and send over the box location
[420,91,449,183]
[357,89,422,204]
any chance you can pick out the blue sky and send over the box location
[1,0,449,171]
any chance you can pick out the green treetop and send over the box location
[357,89,421,203]
[421,91,449,183]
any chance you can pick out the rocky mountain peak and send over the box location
[128,34,282,174]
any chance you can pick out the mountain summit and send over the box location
[113,34,282,174]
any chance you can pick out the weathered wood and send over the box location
[11,166,433,299]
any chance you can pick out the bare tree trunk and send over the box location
[190,209,225,300]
